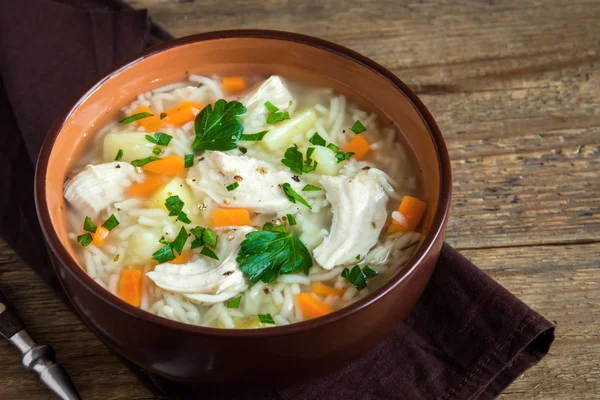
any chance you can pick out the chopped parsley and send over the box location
[335,150,355,163]
[264,101,279,113]
[282,183,311,209]
[309,132,327,146]
[145,132,173,146]
[286,213,297,226]
[240,131,268,141]
[302,184,322,192]
[200,246,219,260]
[114,149,123,161]
[281,144,318,175]
[102,214,120,231]
[356,254,361,260]
[351,120,367,134]
[309,132,353,164]
[226,182,240,191]
[237,226,312,283]
[164,195,191,224]
[327,143,340,153]
[262,222,286,233]
[177,212,192,224]
[152,148,162,155]
[192,100,246,152]
[190,226,205,249]
[83,216,97,233]
[258,313,275,324]
[264,102,289,124]
[226,296,242,309]
[184,154,194,168]
[203,228,218,248]
[342,265,378,291]
[305,147,315,163]
[152,226,188,263]
[77,233,93,247]
[119,112,153,124]
[131,156,160,167]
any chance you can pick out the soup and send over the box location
[63,75,426,329]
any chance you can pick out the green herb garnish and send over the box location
[200,246,219,260]
[258,313,275,324]
[240,131,268,141]
[184,154,194,168]
[341,265,377,291]
[203,228,218,248]
[309,132,326,146]
[131,156,160,167]
[77,233,93,247]
[227,296,242,309]
[102,214,120,231]
[145,132,173,146]
[326,143,340,153]
[282,183,311,209]
[152,148,162,155]
[351,120,367,134]
[362,266,378,278]
[83,216,97,233]
[281,144,304,175]
[264,101,279,113]
[305,147,315,163]
[190,226,205,249]
[267,111,290,124]
[165,195,184,216]
[237,228,312,283]
[192,100,246,152]
[177,211,192,224]
[119,112,153,124]
[262,222,286,233]
[226,182,240,191]
[356,254,361,260]
[114,149,123,161]
[302,184,321,192]
[335,151,355,163]
[152,226,188,263]
[286,213,297,226]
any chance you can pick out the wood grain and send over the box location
[1,0,599,398]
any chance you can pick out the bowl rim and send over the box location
[35,29,452,338]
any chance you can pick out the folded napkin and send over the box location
[0,1,554,399]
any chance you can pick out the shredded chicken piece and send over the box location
[313,170,389,270]
[146,226,254,304]
[240,76,293,126]
[63,162,140,218]
[186,152,303,213]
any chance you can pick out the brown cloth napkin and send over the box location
[0,1,554,399]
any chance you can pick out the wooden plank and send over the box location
[1,241,598,399]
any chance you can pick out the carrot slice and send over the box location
[127,174,168,197]
[91,226,109,247]
[142,156,185,176]
[388,195,427,233]
[164,101,203,126]
[221,77,247,93]
[312,283,344,297]
[297,293,334,319]
[118,269,143,307]
[211,209,252,227]
[131,106,163,131]
[171,249,192,265]
[345,134,370,159]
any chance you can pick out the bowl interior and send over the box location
[42,34,444,321]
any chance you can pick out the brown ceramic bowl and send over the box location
[35,30,451,387]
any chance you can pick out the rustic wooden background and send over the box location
[1,0,598,398]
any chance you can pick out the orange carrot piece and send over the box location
[131,106,163,131]
[164,101,203,126]
[345,134,370,159]
[297,293,334,319]
[221,77,247,93]
[141,156,185,176]
[118,269,143,307]
[91,226,109,247]
[211,209,252,227]
[388,195,427,233]
[127,174,168,197]
[312,283,344,297]
[171,249,192,265]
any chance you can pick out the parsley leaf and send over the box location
[240,131,268,141]
[102,214,119,231]
[362,266,378,278]
[83,216,97,233]
[192,100,246,152]
[264,101,279,113]
[226,296,241,308]
[351,120,367,134]
[190,226,205,249]
[336,151,355,163]
[145,132,173,146]
[302,184,321,191]
[77,233,93,247]
[281,144,304,175]
[267,112,290,124]
[177,211,192,224]
[258,313,275,324]
[226,182,239,191]
[119,112,153,124]
[327,143,340,153]
[342,265,377,291]
[184,154,194,168]
[237,229,312,283]
[131,156,160,167]
[282,183,311,209]
[309,132,326,146]
[203,228,218,248]
[286,213,296,226]
[170,226,188,255]
[262,222,286,233]
[200,246,219,260]
[152,227,188,263]
[152,148,162,155]
[114,149,123,161]
[165,195,184,216]
[305,147,315,163]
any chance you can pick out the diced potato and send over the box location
[262,109,316,150]
[148,177,196,214]
[126,229,162,265]
[103,132,154,162]
[312,146,341,176]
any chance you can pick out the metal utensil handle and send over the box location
[0,287,25,339]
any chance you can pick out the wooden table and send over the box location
[1,0,599,398]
